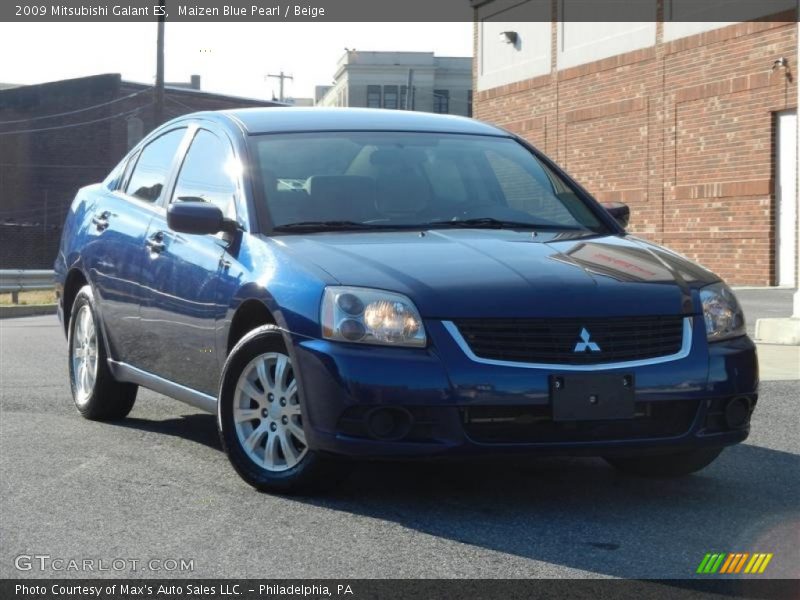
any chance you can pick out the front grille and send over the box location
[453,315,686,365]
[462,400,699,444]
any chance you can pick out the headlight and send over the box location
[321,286,426,347]
[700,282,745,342]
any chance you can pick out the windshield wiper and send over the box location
[424,218,582,231]
[274,218,589,233]
[273,220,379,233]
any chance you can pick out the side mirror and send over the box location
[167,201,233,235]
[600,201,630,229]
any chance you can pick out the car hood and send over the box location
[270,230,718,318]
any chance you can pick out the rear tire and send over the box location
[604,446,724,477]
[68,285,137,420]
[218,325,346,494]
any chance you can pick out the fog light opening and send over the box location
[724,397,751,429]
[365,407,413,441]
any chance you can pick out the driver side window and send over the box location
[171,129,238,219]
[124,128,186,203]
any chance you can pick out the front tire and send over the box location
[68,285,137,420]
[604,446,724,477]
[218,325,344,494]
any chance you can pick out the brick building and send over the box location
[473,2,798,286]
[0,74,280,268]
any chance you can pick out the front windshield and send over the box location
[250,131,607,233]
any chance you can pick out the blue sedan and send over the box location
[55,108,757,493]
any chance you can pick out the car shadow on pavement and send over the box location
[112,413,799,578]
[117,415,223,450]
[311,443,800,578]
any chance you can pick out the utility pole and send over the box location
[267,71,294,103]
[154,0,165,127]
[405,69,414,110]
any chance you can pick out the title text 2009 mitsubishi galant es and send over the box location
[55,108,757,493]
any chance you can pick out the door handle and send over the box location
[91,211,111,231]
[145,231,166,254]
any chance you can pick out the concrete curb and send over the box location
[0,304,57,319]
[755,317,800,346]
[732,286,796,291]
[756,343,800,381]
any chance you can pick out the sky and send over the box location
[0,22,473,100]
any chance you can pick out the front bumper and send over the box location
[289,317,758,459]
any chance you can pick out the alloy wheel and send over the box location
[233,352,307,472]
[71,305,98,406]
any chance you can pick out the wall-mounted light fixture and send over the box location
[499,31,518,45]
[772,57,793,82]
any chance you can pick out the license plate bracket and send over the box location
[550,373,635,421]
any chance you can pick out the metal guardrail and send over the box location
[0,270,55,296]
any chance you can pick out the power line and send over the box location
[0,88,151,125]
[0,206,65,217]
[166,95,198,112]
[0,103,153,136]
[0,204,71,217]
[0,162,108,168]
[0,206,52,215]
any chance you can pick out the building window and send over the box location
[383,85,398,110]
[433,89,449,114]
[367,85,381,108]
[400,86,415,110]
[467,90,473,118]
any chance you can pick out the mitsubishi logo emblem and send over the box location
[574,328,601,352]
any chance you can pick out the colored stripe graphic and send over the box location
[710,554,726,573]
[699,554,727,574]
[744,553,774,574]
[698,552,772,575]
[703,554,720,574]
[758,554,773,573]
[720,554,736,574]
[734,553,749,573]
[697,554,713,574]
[748,554,763,573]
[723,553,747,574]
[745,554,759,573]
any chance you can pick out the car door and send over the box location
[138,126,240,395]
[89,127,188,365]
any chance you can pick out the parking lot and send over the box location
[1,292,798,579]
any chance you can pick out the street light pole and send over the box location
[154,0,165,127]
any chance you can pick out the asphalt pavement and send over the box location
[1,309,798,579]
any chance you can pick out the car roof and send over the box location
[211,107,509,137]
